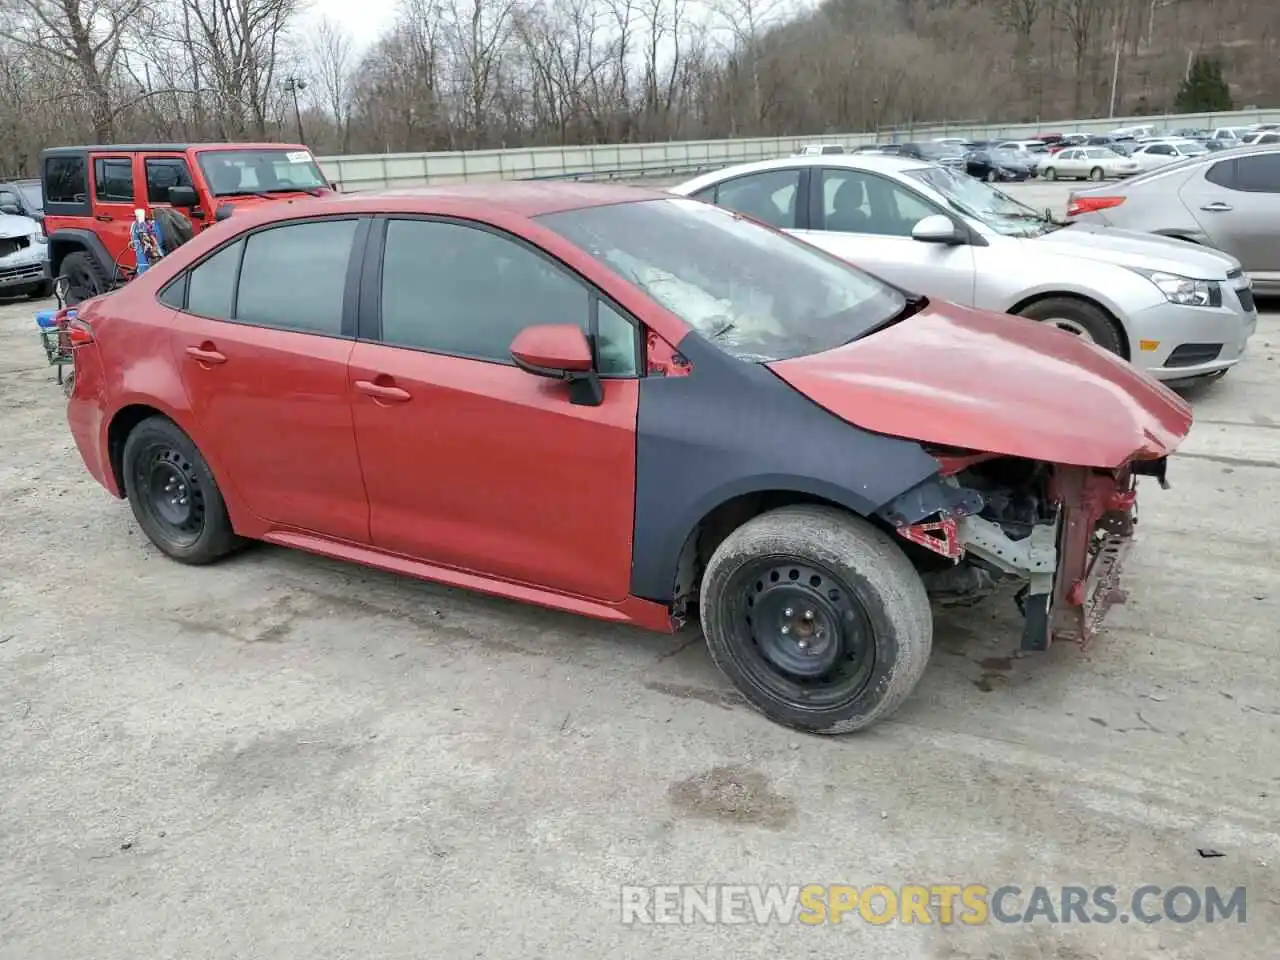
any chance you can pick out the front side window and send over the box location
[235,219,358,335]
[712,170,801,230]
[379,218,591,365]
[145,158,194,204]
[821,168,938,237]
[538,197,906,363]
[197,148,328,198]
[94,158,134,203]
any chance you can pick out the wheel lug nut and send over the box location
[784,607,794,617]
[797,639,809,650]
[804,610,814,620]
[780,625,791,635]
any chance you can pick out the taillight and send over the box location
[1066,195,1125,218]
[67,317,95,347]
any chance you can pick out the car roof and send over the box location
[673,153,935,192]
[212,181,671,226]
[41,142,310,155]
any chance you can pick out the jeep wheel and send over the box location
[61,251,111,305]
[699,505,933,734]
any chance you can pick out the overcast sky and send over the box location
[305,0,401,52]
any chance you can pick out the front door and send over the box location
[169,216,371,541]
[88,153,141,270]
[791,166,977,306]
[348,216,642,602]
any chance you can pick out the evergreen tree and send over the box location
[1174,56,1233,113]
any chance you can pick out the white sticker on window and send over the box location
[286,151,311,163]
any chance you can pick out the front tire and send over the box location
[699,505,933,734]
[985,170,997,182]
[1043,167,1057,181]
[1016,296,1125,356]
[121,416,241,564]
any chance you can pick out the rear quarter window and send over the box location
[44,155,88,205]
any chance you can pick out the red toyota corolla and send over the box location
[62,183,1192,733]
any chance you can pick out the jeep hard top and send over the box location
[41,142,333,302]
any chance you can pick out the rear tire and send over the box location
[121,416,242,564]
[1016,296,1125,356]
[985,170,997,182]
[1089,166,1104,181]
[61,251,111,305]
[699,505,933,734]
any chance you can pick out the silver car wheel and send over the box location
[1044,318,1095,342]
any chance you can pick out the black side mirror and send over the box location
[214,204,235,222]
[168,185,199,207]
[0,203,20,216]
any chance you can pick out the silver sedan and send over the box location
[672,154,1257,384]
[1068,143,1280,296]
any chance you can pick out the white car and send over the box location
[671,154,1257,385]
[796,144,846,156]
[995,140,1051,172]
[1129,139,1209,171]
[1210,126,1251,144]
[1040,146,1139,181]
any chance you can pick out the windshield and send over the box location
[16,181,42,211]
[537,198,906,362]
[197,148,329,197]
[905,165,1049,237]
[1176,141,1208,155]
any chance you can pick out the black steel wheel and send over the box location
[700,505,933,734]
[121,416,241,564]
[725,557,877,710]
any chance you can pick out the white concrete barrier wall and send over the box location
[316,108,1280,192]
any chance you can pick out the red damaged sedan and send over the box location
[62,183,1192,733]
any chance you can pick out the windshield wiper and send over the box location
[709,319,736,340]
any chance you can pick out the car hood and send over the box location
[767,300,1192,469]
[0,213,37,239]
[1033,222,1240,278]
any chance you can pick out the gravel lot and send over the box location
[2,186,1279,959]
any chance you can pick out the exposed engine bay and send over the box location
[876,453,1165,651]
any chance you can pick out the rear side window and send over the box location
[1205,159,1236,188]
[714,169,802,230]
[235,219,358,335]
[94,158,134,203]
[1235,155,1280,193]
[44,155,87,203]
[186,240,242,320]
[145,158,194,204]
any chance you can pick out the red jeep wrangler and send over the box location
[41,142,334,303]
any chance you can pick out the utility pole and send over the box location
[1108,22,1121,118]
[283,76,307,144]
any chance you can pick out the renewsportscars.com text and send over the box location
[619,884,1247,926]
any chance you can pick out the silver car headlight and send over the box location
[1145,271,1217,307]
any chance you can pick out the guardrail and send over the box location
[315,107,1280,192]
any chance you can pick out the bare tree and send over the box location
[308,14,354,151]
[0,0,145,139]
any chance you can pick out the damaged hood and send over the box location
[767,300,1192,469]
[1035,221,1241,279]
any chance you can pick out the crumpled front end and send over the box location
[877,452,1168,650]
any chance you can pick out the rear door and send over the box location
[1183,154,1280,278]
[167,216,372,541]
[790,166,976,305]
[347,215,642,602]
[88,153,140,270]
[689,167,807,231]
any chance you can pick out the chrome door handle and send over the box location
[1200,202,1232,212]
